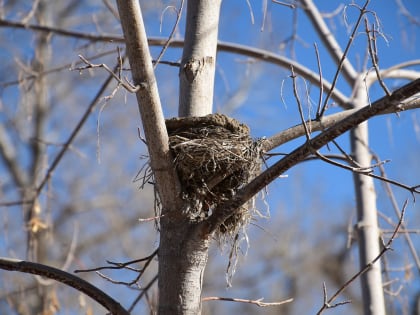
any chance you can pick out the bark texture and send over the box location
[116,0,182,209]
[157,1,223,314]
[158,220,210,315]
[179,0,222,117]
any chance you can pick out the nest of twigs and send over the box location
[166,113,262,236]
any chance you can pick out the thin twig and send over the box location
[272,0,295,9]
[317,0,371,118]
[1,49,120,88]
[374,154,420,272]
[290,66,311,141]
[314,43,324,117]
[0,200,33,207]
[75,249,158,273]
[202,296,294,307]
[75,54,139,92]
[207,78,420,234]
[127,275,158,312]
[154,0,185,68]
[364,18,391,96]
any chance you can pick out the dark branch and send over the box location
[0,18,350,108]
[0,257,129,315]
[206,78,420,234]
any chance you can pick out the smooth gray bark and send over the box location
[179,0,222,117]
[159,1,222,314]
[116,0,182,209]
[350,81,386,315]
[117,1,220,314]
[158,220,210,315]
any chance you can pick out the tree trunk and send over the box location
[350,81,386,315]
[158,219,210,315]
[157,1,222,314]
[117,0,222,313]
[178,0,222,117]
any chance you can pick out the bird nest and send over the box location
[166,113,262,236]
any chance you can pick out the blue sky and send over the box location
[0,1,419,314]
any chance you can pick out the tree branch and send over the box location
[0,19,350,108]
[262,94,420,152]
[206,78,420,233]
[115,0,182,211]
[0,257,129,315]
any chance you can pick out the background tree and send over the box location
[0,1,419,315]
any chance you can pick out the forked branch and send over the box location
[206,78,420,234]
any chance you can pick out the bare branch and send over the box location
[364,18,391,96]
[75,54,139,92]
[300,0,360,85]
[75,250,157,274]
[115,0,182,211]
[314,0,371,117]
[0,19,351,108]
[154,1,185,68]
[0,49,120,88]
[202,296,294,307]
[272,1,296,9]
[0,257,129,315]
[290,66,311,141]
[0,19,123,41]
[263,90,420,152]
[314,43,324,117]
[395,0,420,26]
[375,156,420,272]
[206,78,420,234]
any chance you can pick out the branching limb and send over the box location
[320,282,351,311]
[364,18,391,96]
[75,54,139,92]
[74,249,157,274]
[0,257,129,315]
[262,94,420,152]
[206,78,420,234]
[0,19,351,109]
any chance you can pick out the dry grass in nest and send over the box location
[166,113,262,237]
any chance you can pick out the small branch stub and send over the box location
[182,56,214,82]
